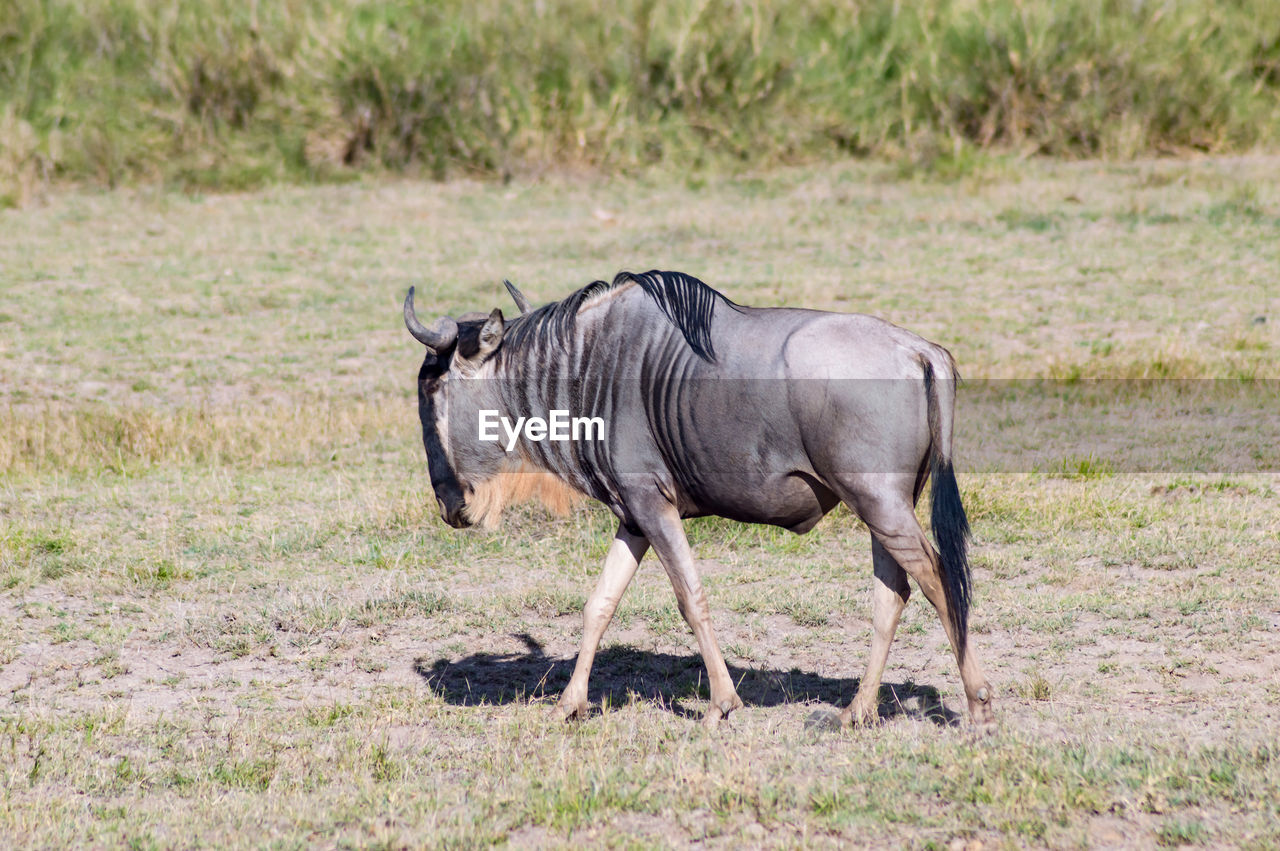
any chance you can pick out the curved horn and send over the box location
[403,287,458,352]
[503,279,533,315]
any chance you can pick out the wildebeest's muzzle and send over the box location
[437,496,472,529]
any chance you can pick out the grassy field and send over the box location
[2,158,1279,847]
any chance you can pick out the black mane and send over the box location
[503,270,736,362]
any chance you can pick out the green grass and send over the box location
[1,158,1278,846]
[5,0,1280,203]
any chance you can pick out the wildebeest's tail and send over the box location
[922,354,972,660]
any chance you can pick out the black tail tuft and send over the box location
[923,360,972,659]
[930,454,972,655]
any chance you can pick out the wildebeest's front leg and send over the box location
[553,523,649,721]
[639,503,744,729]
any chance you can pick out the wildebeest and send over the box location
[404,271,994,728]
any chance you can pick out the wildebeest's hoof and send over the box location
[700,693,744,730]
[969,710,997,732]
[839,700,882,728]
[804,708,842,732]
[968,685,996,728]
[550,699,589,722]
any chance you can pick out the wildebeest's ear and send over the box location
[477,308,504,358]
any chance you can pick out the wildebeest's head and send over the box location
[404,283,578,530]
[404,286,507,529]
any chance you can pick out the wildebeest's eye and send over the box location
[418,352,450,383]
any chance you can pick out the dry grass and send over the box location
[1,158,1278,847]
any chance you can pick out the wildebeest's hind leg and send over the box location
[840,537,910,726]
[553,523,649,721]
[846,489,995,725]
[638,502,744,729]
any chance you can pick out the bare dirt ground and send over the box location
[2,157,1278,848]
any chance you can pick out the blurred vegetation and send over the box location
[3,0,1280,203]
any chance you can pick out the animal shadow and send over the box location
[413,633,960,726]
